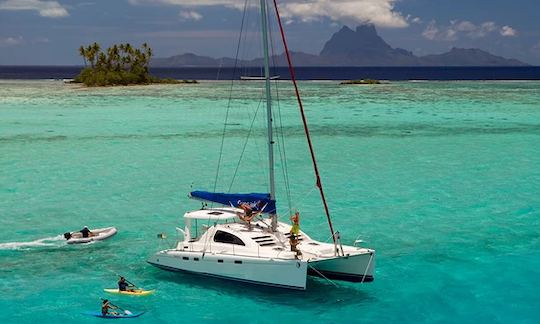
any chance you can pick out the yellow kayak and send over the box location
[103,288,155,296]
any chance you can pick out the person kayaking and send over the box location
[118,276,136,292]
[80,226,93,238]
[101,299,119,316]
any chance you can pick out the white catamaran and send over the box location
[147,0,375,290]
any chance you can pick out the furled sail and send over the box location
[189,191,276,214]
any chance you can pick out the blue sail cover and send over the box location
[189,191,276,214]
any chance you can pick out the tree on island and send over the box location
[74,42,196,86]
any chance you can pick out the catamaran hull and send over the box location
[147,250,308,290]
[307,250,375,282]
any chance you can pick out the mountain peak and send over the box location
[355,24,377,34]
[320,24,392,57]
[339,25,354,33]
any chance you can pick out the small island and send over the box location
[73,42,197,86]
[340,79,382,85]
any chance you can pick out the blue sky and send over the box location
[0,0,539,65]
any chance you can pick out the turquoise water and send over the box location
[1,80,540,323]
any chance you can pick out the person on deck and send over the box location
[290,211,300,236]
[237,202,255,230]
[101,299,118,316]
[289,211,302,257]
[80,226,93,238]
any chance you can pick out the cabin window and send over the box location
[234,260,243,264]
[182,257,189,260]
[217,259,224,263]
[213,230,245,246]
[194,257,199,261]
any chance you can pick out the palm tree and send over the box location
[124,43,133,70]
[79,46,87,66]
[118,44,126,70]
[140,42,152,73]
[85,45,94,68]
[111,44,121,71]
[97,52,107,70]
[92,42,101,68]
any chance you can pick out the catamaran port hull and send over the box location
[147,250,308,290]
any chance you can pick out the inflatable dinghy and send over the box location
[64,227,117,244]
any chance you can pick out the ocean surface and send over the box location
[1,79,539,323]
[1,65,540,80]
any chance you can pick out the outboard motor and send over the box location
[64,232,72,240]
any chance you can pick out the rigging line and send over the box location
[360,252,374,284]
[228,96,264,192]
[307,263,339,287]
[272,0,338,253]
[212,0,249,194]
[275,87,293,212]
[267,10,292,212]
[239,3,251,79]
[280,185,317,218]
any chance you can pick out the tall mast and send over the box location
[260,0,277,229]
[271,0,339,253]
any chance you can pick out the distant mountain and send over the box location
[151,53,237,67]
[319,25,420,66]
[151,51,326,67]
[420,47,527,66]
[151,25,527,67]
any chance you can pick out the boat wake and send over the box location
[0,235,65,250]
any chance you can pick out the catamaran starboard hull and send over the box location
[307,250,375,282]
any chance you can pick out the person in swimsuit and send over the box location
[289,211,302,257]
[101,299,118,316]
[290,211,300,235]
[237,202,256,230]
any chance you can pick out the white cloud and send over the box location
[0,36,24,47]
[179,10,203,21]
[279,0,408,28]
[454,20,475,32]
[422,20,456,41]
[0,0,69,18]
[129,0,409,28]
[422,21,439,40]
[470,21,496,38]
[422,20,515,41]
[500,25,517,37]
